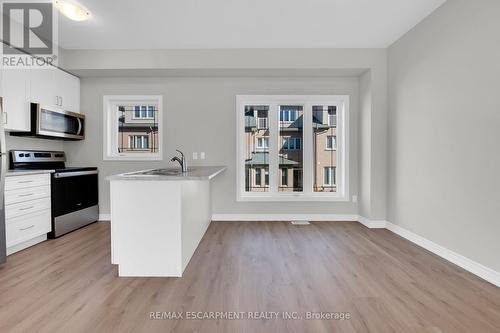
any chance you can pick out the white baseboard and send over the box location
[357,216,387,229]
[386,222,500,288]
[98,213,111,221]
[211,214,359,222]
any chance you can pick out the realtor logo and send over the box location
[1,1,58,68]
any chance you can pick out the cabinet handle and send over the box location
[18,193,34,197]
[18,180,33,183]
[60,96,63,106]
[20,225,35,231]
[2,112,7,125]
[19,206,34,211]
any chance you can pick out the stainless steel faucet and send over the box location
[171,149,188,173]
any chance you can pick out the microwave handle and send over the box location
[77,118,82,135]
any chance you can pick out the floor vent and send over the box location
[291,220,311,225]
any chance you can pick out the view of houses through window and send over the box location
[242,97,345,198]
[245,106,270,192]
[117,105,159,154]
[278,105,303,192]
[313,105,337,192]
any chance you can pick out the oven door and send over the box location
[51,170,98,217]
[36,105,85,140]
[50,170,98,238]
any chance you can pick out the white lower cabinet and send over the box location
[5,173,52,255]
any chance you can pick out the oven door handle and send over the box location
[54,170,98,178]
[76,118,82,135]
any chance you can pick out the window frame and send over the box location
[256,137,269,150]
[323,167,337,186]
[257,117,268,129]
[236,95,349,202]
[282,137,301,150]
[326,135,337,151]
[103,95,163,161]
[133,105,156,119]
[281,168,288,187]
[328,108,337,127]
[130,135,149,150]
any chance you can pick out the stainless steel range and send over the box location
[10,150,98,238]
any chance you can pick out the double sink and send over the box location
[124,168,194,176]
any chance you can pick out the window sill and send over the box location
[104,155,163,161]
[237,194,349,202]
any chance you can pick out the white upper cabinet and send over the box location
[30,69,57,109]
[1,69,31,131]
[31,68,81,113]
[54,69,80,113]
[1,67,80,132]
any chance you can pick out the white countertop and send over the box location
[6,169,55,177]
[106,166,226,181]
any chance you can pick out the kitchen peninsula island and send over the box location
[107,166,226,277]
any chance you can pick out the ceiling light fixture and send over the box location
[55,0,91,21]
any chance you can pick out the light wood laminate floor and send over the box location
[0,221,499,333]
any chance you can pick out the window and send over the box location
[103,95,163,160]
[257,117,268,129]
[328,107,337,127]
[256,137,269,149]
[133,105,156,119]
[237,95,349,201]
[280,108,297,122]
[281,168,288,187]
[313,105,338,193]
[255,168,262,186]
[254,168,269,187]
[326,135,336,150]
[282,137,301,150]
[323,167,336,186]
[129,135,149,150]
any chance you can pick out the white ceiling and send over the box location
[59,0,446,50]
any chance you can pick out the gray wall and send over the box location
[388,0,500,271]
[65,76,360,215]
[61,48,389,220]
[6,136,63,157]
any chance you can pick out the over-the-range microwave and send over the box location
[11,103,85,140]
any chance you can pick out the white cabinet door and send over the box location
[54,69,80,112]
[69,74,80,113]
[2,68,31,131]
[30,68,57,108]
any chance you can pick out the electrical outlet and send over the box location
[352,195,358,203]
[192,152,198,160]
[200,152,206,160]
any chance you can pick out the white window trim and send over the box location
[236,95,349,202]
[103,95,163,161]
